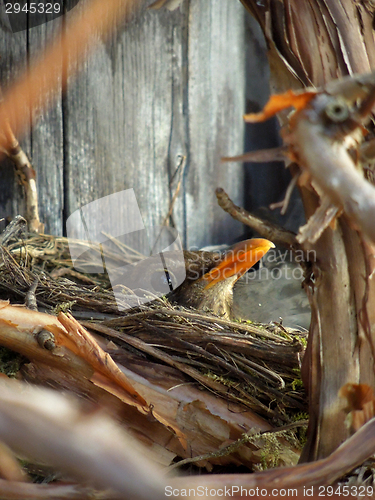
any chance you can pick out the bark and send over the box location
[240,0,375,461]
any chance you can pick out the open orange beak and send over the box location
[201,238,275,290]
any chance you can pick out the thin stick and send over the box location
[151,155,187,254]
[221,146,287,163]
[0,216,26,246]
[216,187,298,249]
[270,172,300,215]
[166,420,308,472]
[2,122,43,233]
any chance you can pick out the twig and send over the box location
[297,196,340,244]
[102,306,293,342]
[164,154,186,225]
[80,320,247,404]
[0,216,26,246]
[166,420,308,472]
[215,187,298,249]
[100,231,145,261]
[2,122,43,233]
[25,279,39,311]
[135,321,305,410]
[229,352,285,388]
[0,379,165,500]
[269,171,300,215]
[146,321,289,392]
[151,155,187,254]
[221,146,287,163]
[172,416,375,492]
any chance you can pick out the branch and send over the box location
[215,188,298,249]
[221,146,287,163]
[243,72,375,244]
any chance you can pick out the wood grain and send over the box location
[0,0,255,250]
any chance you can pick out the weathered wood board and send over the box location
[0,0,280,251]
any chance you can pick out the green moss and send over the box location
[246,432,284,470]
[233,318,254,324]
[298,336,307,347]
[51,300,77,315]
[291,412,309,447]
[0,346,23,377]
[205,372,240,389]
[291,374,304,391]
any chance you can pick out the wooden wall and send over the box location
[0,0,283,250]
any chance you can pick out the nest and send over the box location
[0,227,307,427]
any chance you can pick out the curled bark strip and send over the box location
[291,93,375,244]
[244,90,317,122]
[297,197,340,244]
[0,301,147,409]
[54,312,148,409]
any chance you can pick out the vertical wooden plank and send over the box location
[63,0,186,250]
[64,0,246,250]
[0,13,64,235]
[0,0,249,248]
[0,30,28,232]
[186,0,246,247]
[28,15,64,235]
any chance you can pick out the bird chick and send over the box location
[170,238,275,319]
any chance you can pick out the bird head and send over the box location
[172,238,275,318]
[200,238,276,290]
